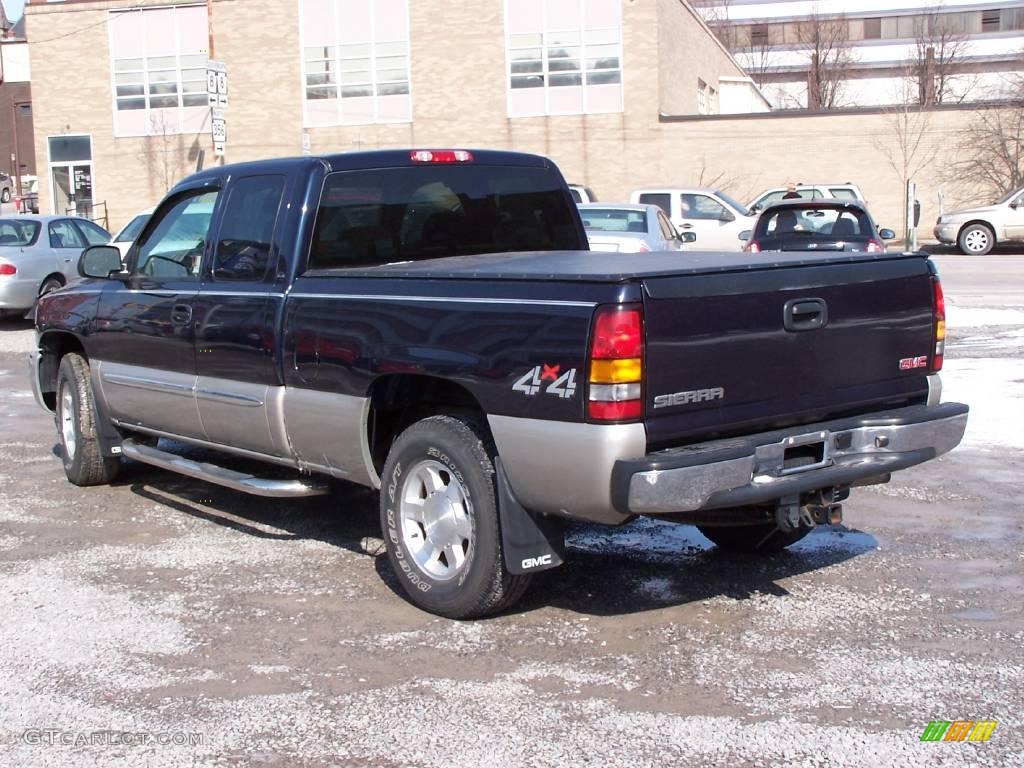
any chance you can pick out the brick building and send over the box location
[23,0,767,229]
[1,9,36,194]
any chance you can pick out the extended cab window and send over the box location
[135,191,218,279]
[307,165,580,270]
[213,175,284,281]
[637,193,670,217]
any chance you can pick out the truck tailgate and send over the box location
[642,255,936,449]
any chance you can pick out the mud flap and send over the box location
[495,458,566,575]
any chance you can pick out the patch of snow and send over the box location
[940,357,1024,450]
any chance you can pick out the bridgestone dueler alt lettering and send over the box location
[379,415,532,618]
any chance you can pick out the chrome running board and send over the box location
[121,439,329,498]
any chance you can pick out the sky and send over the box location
[2,0,24,24]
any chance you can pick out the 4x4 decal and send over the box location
[512,365,578,399]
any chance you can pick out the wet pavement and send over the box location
[0,254,1021,767]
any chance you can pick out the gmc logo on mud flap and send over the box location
[521,554,553,570]
[653,387,725,409]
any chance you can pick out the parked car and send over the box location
[0,172,12,203]
[111,208,153,258]
[747,183,865,213]
[933,186,1024,255]
[578,203,695,252]
[629,187,756,250]
[30,149,966,619]
[568,184,597,204]
[740,200,896,253]
[0,215,112,318]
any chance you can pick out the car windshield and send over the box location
[755,206,873,239]
[579,208,647,233]
[995,187,1024,205]
[115,214,149,242]
[0,219,41,247]
[716,190,750,216]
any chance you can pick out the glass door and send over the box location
[48,135,93,216]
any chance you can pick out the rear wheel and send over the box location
[39,275,65,299]
[379,414,532,619]
[56,353,120,486]
[697,522,810,553]
[957,223,994,255]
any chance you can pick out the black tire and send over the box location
[1,188,10,203]
[698,522,810,553]
[957,223,995,256]
[39,275,65,299]
[56,353,120,486]
[379,414,532,619]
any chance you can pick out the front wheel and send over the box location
[697,523,810,553]
[379,414,532,619]
[957,223,995,255]
[56,353,120,486]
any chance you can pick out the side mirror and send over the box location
[750,203,763,213]
[1011,202,1019,210]
[879,228,897,241]
[680,232,697,243]
[78,245,124,279]
[738,230,752,241]
[719,210,736,223]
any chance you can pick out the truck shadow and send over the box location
[116,450,877,618]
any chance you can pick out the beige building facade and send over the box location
[24,0,767,231]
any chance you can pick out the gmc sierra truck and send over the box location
[29,149,968,618]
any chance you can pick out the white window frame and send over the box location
[46,133,95,217]
[297,0,413,127]
[504,0,624,118]
[107,5,210,138]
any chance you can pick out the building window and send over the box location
[750,24,769,46]
[697,78,707,114]
[505,0,623,117]
[982,9,1001,32]
[108,6,209,137]
[300,0,411,127]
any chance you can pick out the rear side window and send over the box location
[637,193,670,216]
[307,165,581,270]
[213,175,285,281]
[49,220,87,249]
[829,187,858,200]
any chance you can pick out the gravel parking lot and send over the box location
[0,253,1021,767]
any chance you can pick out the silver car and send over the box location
[934,186,1024,255]
[578,203,694,253]
[0,215,112,318]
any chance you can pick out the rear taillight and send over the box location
[410,149,473,164]
[932,276,945,371]
[743,241,760,253]
[0,263,16,276]
[866,240,883,252]
[588,304,643,421]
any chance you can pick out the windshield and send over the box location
[579,208,647,233]
[716,190,750,216]
[754,206,873,239]
[0,219,41,247]
[115,214,149,243]
[995,187,1024,205]
[307,165,581,269]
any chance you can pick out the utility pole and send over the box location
[207,0,215,59]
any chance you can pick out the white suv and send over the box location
[629,187,757,251]
[934,187,1024,255]
[748,183,864,213]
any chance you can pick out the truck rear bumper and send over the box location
[612,401,969,515]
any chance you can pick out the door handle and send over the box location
[170,304,193,326]
[784,298,828,332]
[680,223,694,230]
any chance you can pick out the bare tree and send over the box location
[944,99,1024,202]
[697,0,744,52]
[911,7,973,105]
[798,10,856,109]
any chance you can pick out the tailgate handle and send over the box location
[784,298,828,332]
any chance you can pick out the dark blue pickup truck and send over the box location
[29,149,968,618]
